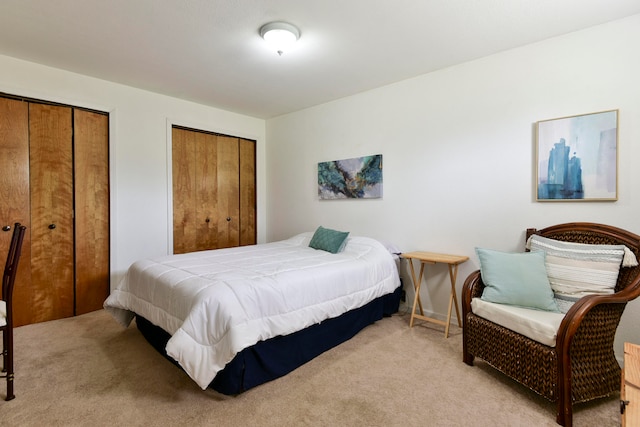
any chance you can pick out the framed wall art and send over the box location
[536,110,618,201]
[318,154,382,200]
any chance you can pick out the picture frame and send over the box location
[317,154,382,200]
[536,110,618,201]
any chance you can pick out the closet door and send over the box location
[74,109,110,314]
[29,103,74,323]
[0,96,109,326]
[0,98,32,327]
[195,132,218,250]
[239,138,256,246]
[172,127,196,254]
[216,135,240,249]
[172,127,256,253]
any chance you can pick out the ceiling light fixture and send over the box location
[259,21,300,56]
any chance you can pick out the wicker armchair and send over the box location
[462,223,640,427]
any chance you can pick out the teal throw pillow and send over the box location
[476,247,559,312]
[309,226,349,254]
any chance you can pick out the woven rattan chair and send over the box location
[462,222,640,427]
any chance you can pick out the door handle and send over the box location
[621,399,630,414]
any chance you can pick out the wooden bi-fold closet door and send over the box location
[29,103,75,322]
[0,96,110,326]
[172,126,256,254]
[238,137,256,247]
[73,109,110,316]
[0,97,32,325]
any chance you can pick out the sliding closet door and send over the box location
[0,98,32,327]
[74,109,110,315]
[29,103,75,322]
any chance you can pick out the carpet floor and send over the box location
[0,309,620,426]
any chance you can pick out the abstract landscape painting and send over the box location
[536,110,618,201]
[318,154,382,199]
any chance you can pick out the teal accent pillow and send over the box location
[309,226,350,254]
[476,247,559,312]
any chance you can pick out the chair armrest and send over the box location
[557,292,630,351]
[558,271,640,349]
[555,292,632,413]
[462,270,484,316]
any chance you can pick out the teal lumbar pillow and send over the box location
[476,247,559,312]
[309,226,350,254]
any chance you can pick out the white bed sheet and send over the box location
[104,232,400,389]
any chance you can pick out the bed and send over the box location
[104,231,402,394]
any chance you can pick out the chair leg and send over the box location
[5,373,14,401]
[462,331,474,366]
[1,331,6,373]
[5,343,13,401]
[463,349,474,366]
[556,398,572,426]
[2,330,15,401]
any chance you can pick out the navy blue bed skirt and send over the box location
[136,285,402,395]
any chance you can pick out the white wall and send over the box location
[0,54,267,286]
[1,13,638,359]
[266,14,640,358]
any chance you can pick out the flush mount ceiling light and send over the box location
[259,21,300,56]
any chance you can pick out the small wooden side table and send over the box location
[401,251,469,338]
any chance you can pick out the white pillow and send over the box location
[526,234,638,313]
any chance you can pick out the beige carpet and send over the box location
[0,309,620,426]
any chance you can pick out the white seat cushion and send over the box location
[0,300,6,327]
[471,298,565,347]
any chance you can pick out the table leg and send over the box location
[444,264,462,338]
[408,259,423,327]
[449,264,462,327]
[417,262,425,315]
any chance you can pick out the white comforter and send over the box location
[104,232,400,389]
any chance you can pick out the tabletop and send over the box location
[400,251,469,265]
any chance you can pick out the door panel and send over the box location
[195,132,218,250]
[172,128,197,254]
[29,103,74,322]
[239,138,256,246]
[0,98,32,326]
[74,109,110,314]
[216,136,240,249]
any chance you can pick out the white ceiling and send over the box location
[1,1,639,119]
